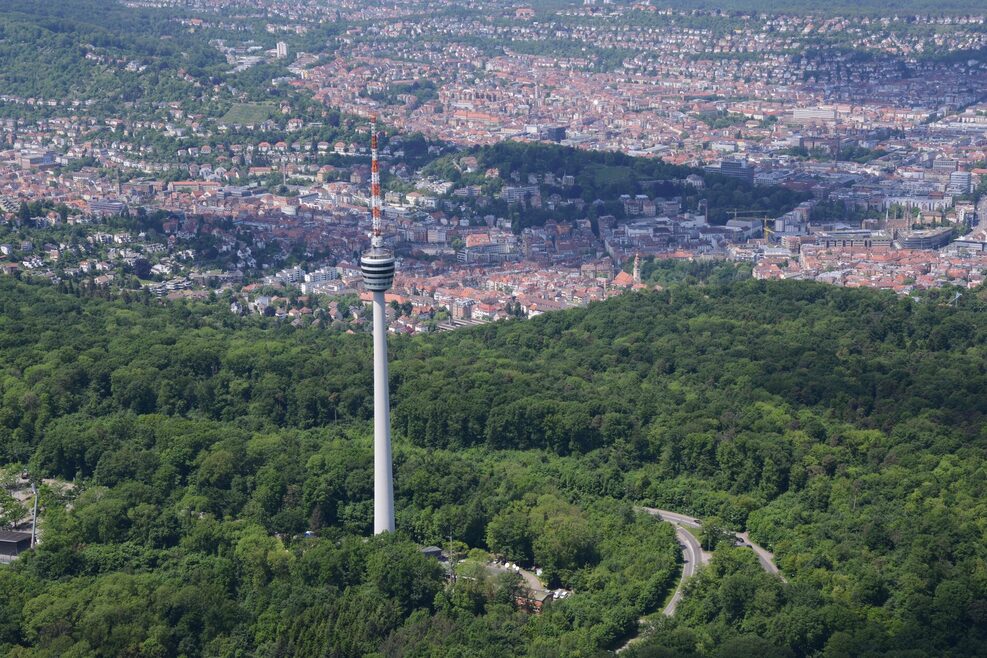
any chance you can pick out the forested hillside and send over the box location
[0,276,986,656]
[0,0,343,108]
[423,142,811,228]
[0,0,231,101]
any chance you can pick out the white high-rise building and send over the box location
[949,171,973,195]
[276,42,288,59]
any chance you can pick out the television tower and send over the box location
[361,115,396,534]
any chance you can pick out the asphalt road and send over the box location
[642,508,701,529]
[617,507,785,653]
[636,507,709,616]
[737,531,784,580]
[639,507,781,575]
[662,524,706,616]
[636,507,783,615]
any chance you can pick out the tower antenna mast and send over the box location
[370,115,383,248]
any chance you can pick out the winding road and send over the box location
[616,507,783,653]
[634,508,712,616]
[662,523,708,615]
[637,507,782,589]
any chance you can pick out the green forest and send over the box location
[0,272,985,656]
[424,142,810,229]
[0,0,340,107]
[0,0,226,101]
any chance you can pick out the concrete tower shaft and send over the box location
[371,289,394,534]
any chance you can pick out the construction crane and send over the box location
[762,222,774,243]
[725,208,772,221]
[723,209,776,243]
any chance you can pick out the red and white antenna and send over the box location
[370,114,383,248]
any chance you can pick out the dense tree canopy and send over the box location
[0,0,226,101]
[0,274,985,655]
[425,141,811,230]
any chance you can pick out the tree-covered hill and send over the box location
[0,0,227,101]
[0,275,985,655]
[424,141,692,193]
[424,141,811,227]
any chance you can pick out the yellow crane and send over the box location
[763,218,778,243]
[724,209,775,242]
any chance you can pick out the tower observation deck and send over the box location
[361,114,394,292]
[361,247,394,291]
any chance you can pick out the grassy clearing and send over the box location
[219,102,274,126]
